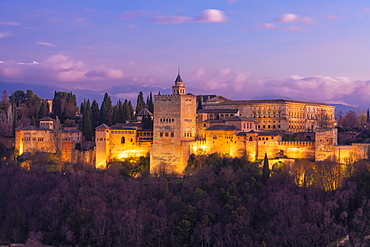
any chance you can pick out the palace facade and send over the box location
[14,74,370,174]
[95,74,370,175]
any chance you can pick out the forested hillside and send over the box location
[1,156,370,246]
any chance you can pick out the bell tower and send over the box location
[172,70,186,95]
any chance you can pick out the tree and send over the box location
[2,89,9,103]
[339,110,359,130]
[262,153,270,181]
[147,92,154,113]
[135,91,145,116]
[38,101,48,119]
[91,100,100,128]
[52,91,77,122]
[142,113,153,130]
[99,93,113,125]
[128,101,134,120]
[82,100,93,141]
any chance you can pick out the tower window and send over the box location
[121,137,125,143]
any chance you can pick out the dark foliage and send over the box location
[1,156,370,246]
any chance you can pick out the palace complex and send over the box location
[15,74,370,174]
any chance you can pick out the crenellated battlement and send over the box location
[278,141,314,146]
[154,94,181,101]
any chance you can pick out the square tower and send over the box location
[150,74,196,175]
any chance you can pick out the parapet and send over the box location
[154,94,180,101]
[278,141,314,146]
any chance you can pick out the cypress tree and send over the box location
[91,100,100,128]
[82,100,93,141]
[99,93,113,125]
[128,100,134,120]
[123,100,131,122]
[12,103,17,137]
[142,113,153,130]
[116,100,125,123]
[262,153,270,182]
[38,101,48,119]
[147,92,154,113]
[135,91,145,115]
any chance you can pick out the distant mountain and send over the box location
[0,81,170,104]
[330,104,358,116]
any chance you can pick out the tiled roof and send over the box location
[257,132,280,136]
[225,116,259,123]
[205,99,335,107]
[39,117,54,121]
[136,108,153,116]
[197,108,239,114]
[96,124,110,129]
[206,125,241,131]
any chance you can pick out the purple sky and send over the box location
[1,0,370,108]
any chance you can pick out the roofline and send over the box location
[204,99,335,107]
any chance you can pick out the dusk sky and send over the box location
[1,0,370,108]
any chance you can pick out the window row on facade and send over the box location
[22,137,44,141]
[160,118,174,123]
[159,132,175,137]
[111,130,135,134]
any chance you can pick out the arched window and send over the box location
[249,136,253,141]
[121,137,125,144]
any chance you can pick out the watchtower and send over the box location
[150,73,197,175]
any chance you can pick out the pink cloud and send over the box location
[326,15,337,20]
[151,16,192,24]
[0,32,12,38]
[195,9,228,23]
[36,42,55,47]
[0,54,125,85]
[275,13,299,23]
[73,17,86,23]
[0,21,20,26]
[275,13,314,25]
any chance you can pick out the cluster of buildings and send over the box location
[15,74,370,174]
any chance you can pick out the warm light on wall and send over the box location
[117,150,140,159]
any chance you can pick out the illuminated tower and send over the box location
[150,72,197,175]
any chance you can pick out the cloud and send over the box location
[36,42,55,47]
[73,17,86,23]
[126,9,227,24]
[256,23,301,31]
[219,68,231,76]
[0,21,20,26]
[151,16,192,24]
[195,9,228,23]
[227,0,238,3]
[0,32,12,38]
[18,61,40,65]
[326,15,337,20]
[275,13,314,24]
[0,54,125,86]
[189,67,250,92]
[301,17,314,24]
[275,13,299,23]
[254,76,370,107]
